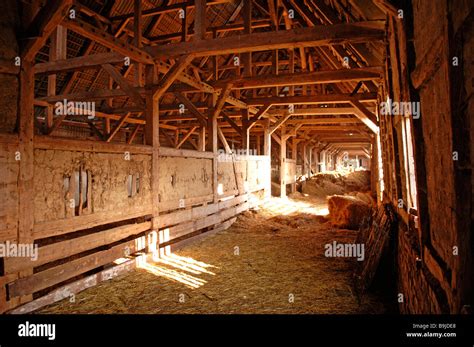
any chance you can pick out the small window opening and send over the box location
[128,173,140,197]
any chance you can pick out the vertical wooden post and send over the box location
[291,137,297,192]
[181,5,187,42]
[197,126,206,151]
[17,61,35,305]
[47,26,66,130]
[272,49,279,96]
[321,150,326,172]
[134,0,143,87]
[241,109,249,152]
[242,0,252,78]
[145,65,160,233]
[207,93,218,202]
[256,134,261,155]
[302,143,308,177]
[280,126,286,198]
[194,0,206,41]
[308,146,313,176]
[314,148,319,173]
[263,119,271,199]
[289,49,295,96]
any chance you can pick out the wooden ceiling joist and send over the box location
[213,66,383,90]
[349,99,379,133]
[154,55,195,99]
[62,17,154,64]
[146,21,385,58]
[110,0,232,22]
[173,92,207,126]
[34,52,126,75]
[245,93,378,106]
[21,0,73,62]
[102,64,145,107]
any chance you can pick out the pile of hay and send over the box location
[301,170,371,199]
[327,194,373,230]
[343,171,371,192]
[301,172,346,197]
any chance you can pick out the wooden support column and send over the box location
[197,126,206,151]
[134,0,143,87]
[194,0,206,41]
[289,48,295,96]
[272,49,279,96]
[17,61,35,305]
[291,137,297,192]
[47,25,67,131]
[256,134,261,155]
[263,119,271,199]
[242,0,252,78]
[302,143,308,177]
[181,5,187,42]
[207,93,218,202]
[313,147,320,173]
[206,94,217,153]
[145,65,160,233]
[241,108,249,152]
[308,145,313,176]
[321,150,327,172]
[280,126,287,198]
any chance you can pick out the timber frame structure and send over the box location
[0,0,472,315]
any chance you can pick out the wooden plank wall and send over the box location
[0,139,269,313]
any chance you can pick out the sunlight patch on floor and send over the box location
[137,253,218,289]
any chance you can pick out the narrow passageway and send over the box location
[1,0,471,324]
[39,193,391,314]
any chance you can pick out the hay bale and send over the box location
[327,195,372,230]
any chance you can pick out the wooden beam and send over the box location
[110,0,231,21]
[194,0,206,40]
[287,107,371,116]
[174,92,207,125]
[22,0,73,61]
[88,121,105,141]
[176,126,198,148]
[127,124,141,144]
[34,52,125,75]
[280,125,287,198]
[241,108,250,150]
[102,64,145,107]
[245,93,378,106]
[133,0,143,46]
[213,83,233,118]
[213,67,382,89]
[146,21,385,58]
[46,112,67,135]
[62,18,154,64]
[217,125,232,153]
[242,0,252,77]
[221,111,242,134]
[349,99,379,133]
[106,113,131,142]
[272,133,281,145]
[154,55,195,99]
[155,60,259,113]
[269,113,292,134]
[150,19,272,43]
[248,103,272,128]
[283,124,303,139]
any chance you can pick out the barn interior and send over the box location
[0,0,472,315]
